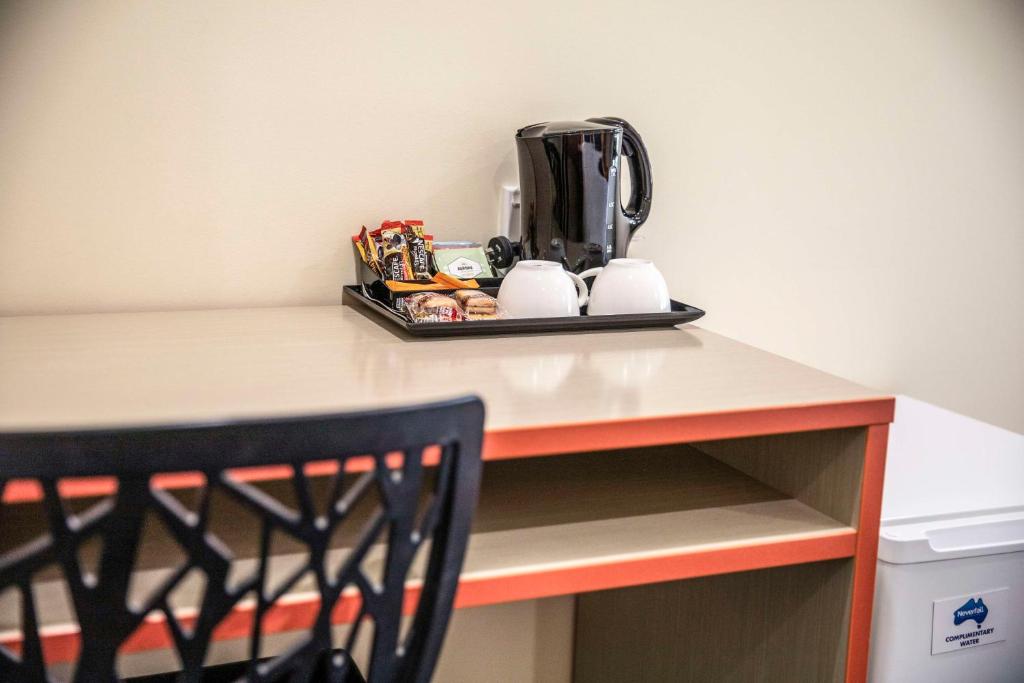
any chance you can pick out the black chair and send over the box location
[0,396,484,683]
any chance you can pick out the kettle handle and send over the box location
[587,117,653,233]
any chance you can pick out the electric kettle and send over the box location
[488,117,653,274]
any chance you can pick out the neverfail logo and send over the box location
[953,598,988,627]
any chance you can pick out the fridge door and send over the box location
[879,507,1024,564]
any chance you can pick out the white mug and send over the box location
[579,258,671,315]
[497,260,589,318]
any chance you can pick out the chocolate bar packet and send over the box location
[402,224,432,280]
[357,226,382,276]
[424,235,435,273]
[379,228,413,281]
[373,220,404,236]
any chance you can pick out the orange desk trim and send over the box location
[452,530,857,607]
[1,530,857,665]
[484,397,893,459]
[844,423,889,683]
[2,398,893,504]
[1,456,405,504]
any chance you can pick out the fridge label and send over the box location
[932,587,1008,654]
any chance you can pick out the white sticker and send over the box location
[932,588,1008,654]
[444,256,483,278]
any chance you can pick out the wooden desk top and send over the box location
[0,305,892,446]
[0,306,893,674]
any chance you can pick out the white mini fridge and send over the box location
[869,396,1024,682]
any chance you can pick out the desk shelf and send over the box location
[446,447,855,605]
[1,446,856,665]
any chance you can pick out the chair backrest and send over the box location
[0,396,485,683]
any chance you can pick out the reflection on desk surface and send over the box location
[0,305,885,432]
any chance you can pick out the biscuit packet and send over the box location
[453,289,502,320]
[404,292,465,323]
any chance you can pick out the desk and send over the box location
[0,306,892,681]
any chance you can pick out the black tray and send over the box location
[342,285,705,337]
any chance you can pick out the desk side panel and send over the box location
[693,427,867,526]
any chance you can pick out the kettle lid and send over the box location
[517,120,620,138]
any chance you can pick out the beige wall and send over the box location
[1,0,1022,432]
